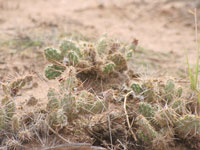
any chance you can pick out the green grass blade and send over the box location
[186,54,196,90]
[195,45,199,89]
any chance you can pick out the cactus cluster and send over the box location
[44,37,136,80]
[2,75,33,96]
[175,115,200,138]
[45,67,108,129]
[2,36,200,150]
[0,75,33,138]
[76,90,107,114]
[136,115,159,145]
[46,87,108,129]
[131,79,182,104]
[0,96,16,132]
[42,36,200,149]
[132,79,200,149]
[43,37,135,133]
[46,88,73,129]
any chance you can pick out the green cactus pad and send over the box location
[96,38,107,55]
[3,99,16,119]
[0,108,7,130]
[103,62,115,74]
[131,83,143,94]
[11,115,20,133]
[47,89,60,111]
[60,40,81,57]
[10,78,26,90]
[89,100,107,114]
[61,94,76,114]
[175,115,200,138]
[44,48,63,62]
[109,53,127,72]
[164,80,175,103]
[48,109,68,128]
[126,50,133,60]
[171,99,186,115]
[165,80,175,93]
[154,107,178,128]
[136,129,152,145]
[60,77,78,90]
[138,102,155,119]
[77,90,107,114]
[136,115,159,144]
[176,87,183,97]
[68,50,79,65]
[45,65,65,80]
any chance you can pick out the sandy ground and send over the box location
[0,0,199,73]
[0,0,198,51]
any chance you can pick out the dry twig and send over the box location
[123,91,137,141]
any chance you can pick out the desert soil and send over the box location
[0,0,199,149]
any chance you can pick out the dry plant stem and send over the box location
[123,91,137,141]
[76,65,96,74]
[108,115,113,150]
[84,128,111,150]
[34,71,48,82]
[44,54,67,68]
[43,143,96,150]
[45,121,71,143]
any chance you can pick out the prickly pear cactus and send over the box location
[2,76,33,96]
[67,50,79,65]
[170,99,186,115]
[176,87,183,98]
[126,50,134,60]
[2,97,16,119]
[0,108,7,131]
[44,48,63,63]
[11,115,20,133]
[77,90,107,114]
[60,76,79,91]
[102,62,115,74]
[40,36,200,150]
[108,53,127,72]
[129,78,199,149]
[61,94,76,120]
[46,88,60,111]
[159,80,182,104]
[154,107,178,128]
[138,102,155,119]
[45,65,65,80]
[141,81,155,103]
[47,85,77,123]
[164,80,175,101]
[175,115,200,138]
[96,36,107,55]
[44,37,134,80]
[130,83,143,94]
[60,40,81,57]
[48,108,68,129]
[136,115,159,145]
[0,96,16,133]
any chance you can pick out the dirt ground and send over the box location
[0,0,200,149]
[0,0,199,73]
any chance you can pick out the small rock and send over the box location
[26,96,38,106]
